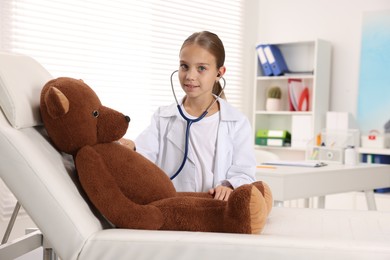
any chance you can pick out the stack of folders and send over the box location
[256,129,291,147]
[288,78,309,111]
[256,44,289,76]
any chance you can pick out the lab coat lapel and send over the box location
[165,111,195,164]
[166,117,186,153]
[213,99,237,184]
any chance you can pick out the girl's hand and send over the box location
[208,185,233,201]
[119,138,136,151]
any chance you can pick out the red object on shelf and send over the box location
[298,87,309,111]
[288,78,310,111]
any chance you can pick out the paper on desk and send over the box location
[262,160,327,168]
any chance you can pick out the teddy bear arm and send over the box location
[176,192,213,199]
[76,146,164,230]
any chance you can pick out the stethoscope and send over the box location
[169,69,226,180]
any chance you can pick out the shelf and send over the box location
[257,74,314,80]
[358,147,390,155]
[255,111,313,116]
[252,39,331,160]
[255,145,306,152]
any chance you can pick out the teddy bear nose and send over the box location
[124,115,131,123]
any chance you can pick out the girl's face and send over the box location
[178,44,224,100]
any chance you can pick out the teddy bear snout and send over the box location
[125,115,131,123]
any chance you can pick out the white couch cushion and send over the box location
[0,52,52,129]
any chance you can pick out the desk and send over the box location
[256,163,390,210]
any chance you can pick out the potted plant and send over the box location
[266,86,282,111]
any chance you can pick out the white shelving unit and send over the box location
[253,39,332,160]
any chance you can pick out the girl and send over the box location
[132,31,257,201]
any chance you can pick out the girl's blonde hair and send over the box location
[180,31,226,100]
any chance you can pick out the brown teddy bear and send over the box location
[40,77,272,234]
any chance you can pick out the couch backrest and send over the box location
[0,51,52,129]
[0,52,103,260]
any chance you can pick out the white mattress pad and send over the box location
[79,207,390,260]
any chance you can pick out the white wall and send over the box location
[250,0,390,121]
[241,0,260,117]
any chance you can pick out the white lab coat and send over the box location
[135,97,257,192]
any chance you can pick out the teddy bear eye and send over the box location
[92,110,99,118]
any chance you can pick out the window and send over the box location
[0,0,245,138]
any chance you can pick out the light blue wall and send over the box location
[357,10,390,133]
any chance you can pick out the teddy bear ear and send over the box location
[44,87,70,119]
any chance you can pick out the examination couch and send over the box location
[0,51,390,260]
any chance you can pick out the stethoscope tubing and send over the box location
[169,70,226,180]
[169,106,208,180]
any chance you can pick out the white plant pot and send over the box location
[266,98,281,111]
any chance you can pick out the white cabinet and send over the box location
[253,40,332,159]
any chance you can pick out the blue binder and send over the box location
[256,44,273,76]
[263,45,289,76]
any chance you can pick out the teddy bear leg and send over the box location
[151,197,227,232]
[151,185,269,234]
[224,184,268,234]
[252,181,273,215]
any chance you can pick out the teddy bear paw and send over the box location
[225,185,268,234]
[252,181,273,215]
[247,186,266,234]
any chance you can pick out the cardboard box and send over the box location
[361,132,390,148]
